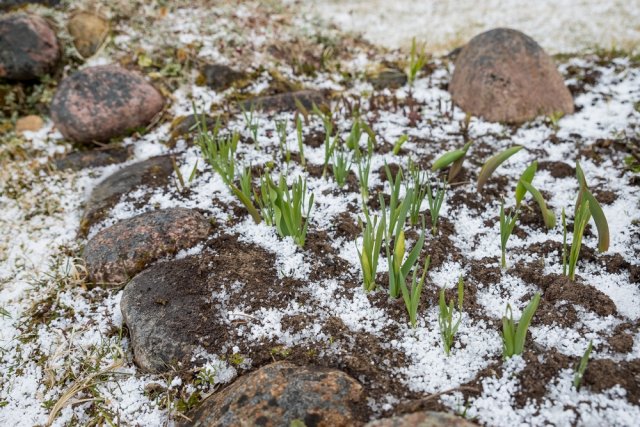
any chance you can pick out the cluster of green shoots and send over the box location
[194,106,314,247]
[438,277,464,355]
[501,293,540,358]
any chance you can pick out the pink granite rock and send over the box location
[0,14,59,81]
[50,64,164,143]
[449,28,574,124]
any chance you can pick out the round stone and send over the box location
[67,11,109,58]
[50,64,164,143]
[449,28,574,124]
[82,208,211,285]
[0,14,60,81]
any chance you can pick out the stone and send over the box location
[83,208,211,285]
[120,242,277,372]
[184,362,367,427]
[53,146,131,171]
[369,68,407,90]
[15,114,44,134]
[169,114,218,142]
[67,11,109,58]
[449,28,574,124]
[0,0,60,10]
[365,411,479,427]
[50,64,164,143]
[240,90,325,113]
[79,155,173,236]
[199,63,246,91]
[0,14,60,81]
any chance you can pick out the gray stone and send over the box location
[83,208,211,285]
[79,155,173,236]
[50,64,164,143]
[449,28,574,124]
[240,90,325,113]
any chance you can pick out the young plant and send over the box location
[241,105,259,144]
[332,146,352,188]
[357,153,372,203]
[431,140,473,181]
[499,201,519,269]
[392,134,408,155]
[562,208,568,275]
[295,115,306,167]
[515,161,538,208]
[406,161,430,227]
[520,181,556,228]
[356,213,386,292]
[382,163,407,238]
[573,340,593,390]
[477,145,524,192]
[384,191,426,299]
[256,175,315,247]
[406,37,428,86]
[438,276,464,355]
[568,196,591,280]
[502,293,541,358]
[400,255,431,328]
[239,165,253,201]
[275,119,291,164]
[575,161,610,253]
[426,176,447,236]
[312,104,336,178]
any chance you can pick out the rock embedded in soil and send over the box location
[67,11,109,58]
[83,208,211,284]
[240,89,325,113]
[0,0,60,10]
[121,242,278,372]
[199,63,246,91]
[79,155,173,235]
[50,64,164,143]
[15,115,44,134]
[53,146,132,172]
[185,361,367,427]
[368,67,408,90]
[365,411,479,427]
[0,14,60,81]
[449,28,574,124]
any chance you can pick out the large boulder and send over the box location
[0,14,60,81]
[83,208,211,285]
[50,64,164,143]
[449,28,574,124]
[185,362,367,427]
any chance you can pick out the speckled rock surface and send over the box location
[0,0,60,10]
[241,89,325,113]
[50,64,164,143]
[79,155,173,236]
[185,362,367,427]
[53,146,132,172]
[369,68,407,90]
[83,208,211,284]
[0,14,59,81]
[365,411,478,427]
[449,28,574,124]
[200,63,246,91]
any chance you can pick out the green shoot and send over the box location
[382,163,407,238]
[384,196,426,299]
[515,161,538,208]
[502,293,541,358]
[356,213,386,292]
[406,161,430,227]
[296,115,306,167]
[431,140,473,181]
[568,197,591,280]
[499,201,519,269]
[332,146,352,188]
[275,119,291,164]
[406,37,428,86]
[548,111,564,132]
[400,255,431,328]
[241,104,259,144]
[392,134,408,155]
[0,306,9,319]
[477,145,524,192]
[345,118,363,154]
[573,340,593,390]
[426,176,447,236]
[562,208,568,275]
[255,175,314,247]
[520,181,556,228]
[357,153,372,202]
[438,276,464,355]
[312,103,336,178]
[575,161,610,252]
[239,165,253,201]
